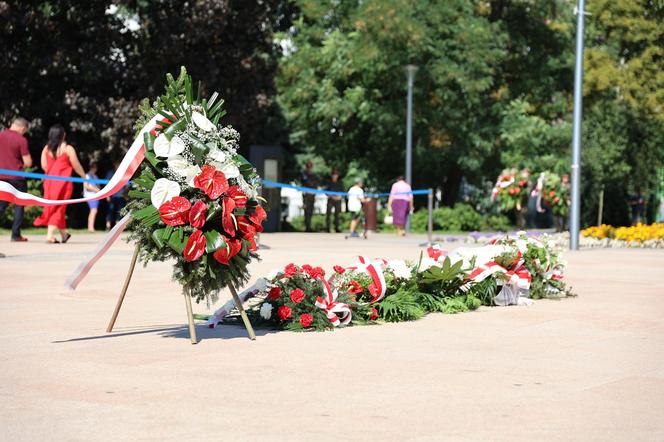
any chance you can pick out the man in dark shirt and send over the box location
[324,169,343,232]
[300,160,319,232]
[0,118,33,242]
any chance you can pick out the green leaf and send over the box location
[143,132,156,152]
[204,231,226,253]
[183,133,208,163]
[152,225,173,248]
[127,190,150,200]
[144,151,162,169]
[133,205,158,221]
[167,228,186,254]
[163,118,187,140]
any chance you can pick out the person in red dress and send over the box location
[33,125,86,243]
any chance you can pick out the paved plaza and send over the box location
[1,232,663,441]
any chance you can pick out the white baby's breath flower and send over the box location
[259,302,273,320]
[192,111,216,132]
[150,178,180,208]
[207,146,227,163]
[167,155,201,186]
[153,134,185,158]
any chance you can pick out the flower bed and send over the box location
[206,233,573,331]
[581,223,664,248]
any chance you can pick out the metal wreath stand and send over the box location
[105,244,256,345]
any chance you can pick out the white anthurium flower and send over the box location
[153,134,185,158]
[219,162,240,179]
[167,155,201,186]
[259,303,273,320]
[207,146,227,163]
[192,111,216,132]
[387,259,412,280]
[150,178,181,208]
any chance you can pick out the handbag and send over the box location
[383,214,393,225]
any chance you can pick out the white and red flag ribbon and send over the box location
[348,256,387,303]
[315,277,351,327]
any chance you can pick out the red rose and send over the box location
[368,283,380,298]
[212,238,242,265]
[299,313,313,328]
[333,265,346,274]
[159,196,191,226]
[189,200,208,228]
[268,286,282,300]
[277,305,292,321]
[549,190,556,198]
[348,280,363,294]
[183,230,206,261]
[518,180,527,187]
[290,288,305,304]
[194,165,229,200]
[284,263,298,277]
[227,185,248,208]
[370,307,379,321]
[221,197,237,237]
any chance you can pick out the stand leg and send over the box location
[106,244,140,333]
[184,290,198,345]
[228,283,256,340]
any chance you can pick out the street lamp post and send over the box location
[570,0,587,250]
[405,64,418,231]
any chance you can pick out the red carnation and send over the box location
[268,286,282,300]
[370,307,379,321]
[227,186,248,208]
[194,165,229,200]
[333,265,346,274]
[290,288,305,304]
[189,200,208,228]
[301,264,314,276]
[212,238,242,265]
[299,313,313,328]
[183,230,206,262]
[311,266,325,278]
[277,305,292,321]
[284,263,298,277]
[348,280,363,294]
[159,197,191,226]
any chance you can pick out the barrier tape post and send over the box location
[427,189,433,245]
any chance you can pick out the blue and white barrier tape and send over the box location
[0,169,431,198]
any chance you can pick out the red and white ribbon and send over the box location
[315,277,351,327]
[348,256,387,302]
[426,244,446,261]
[0,114,163,206]
[64,214,133,290]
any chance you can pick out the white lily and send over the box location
[150,178,181,208]
[167,155,202,186]
[192,111,216,132]
[153,134,185,158]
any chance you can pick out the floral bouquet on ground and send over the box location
[252,264,365,331]
[491,169,529,212]
[125,68,266,304]
[539,172,569,217]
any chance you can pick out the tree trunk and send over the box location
[441,167,462,207]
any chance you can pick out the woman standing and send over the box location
[387,175,414,237]
[33,125,86,243]
[83,161,101,231]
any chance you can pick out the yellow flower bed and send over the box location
[581,223,664,242]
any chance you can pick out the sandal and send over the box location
[47,238,60,244]
[62,233,72,244]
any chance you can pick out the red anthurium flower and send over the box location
[268,287,281,300]
[290,288,305,304]
[299,313,313,328]
[212,238,242,265]
[348,280,363,294]
[159,196,191,226]
[194,165,229,199]
[237,216,257,240]
[247,236,258,252]
[249,205,267,226]
[183,230,206,261]
[284,263,298,277]
[370,307,379,321]
[221,197,237,237]
[189,200,208,228]
[333,265,346,275]
[227,186,248,208]
[278,305,292,321]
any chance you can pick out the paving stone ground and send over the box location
[1,232,662,441]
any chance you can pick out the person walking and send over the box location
[347,178,366,238]
[84,161,101,232]
[300,160,319,232]
[324,168,343,232]
[387,175,414,237]
[0,118,33,242]
[105,159,127,230]
[33,125,86,243]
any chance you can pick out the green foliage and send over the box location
[376,287,425,322]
